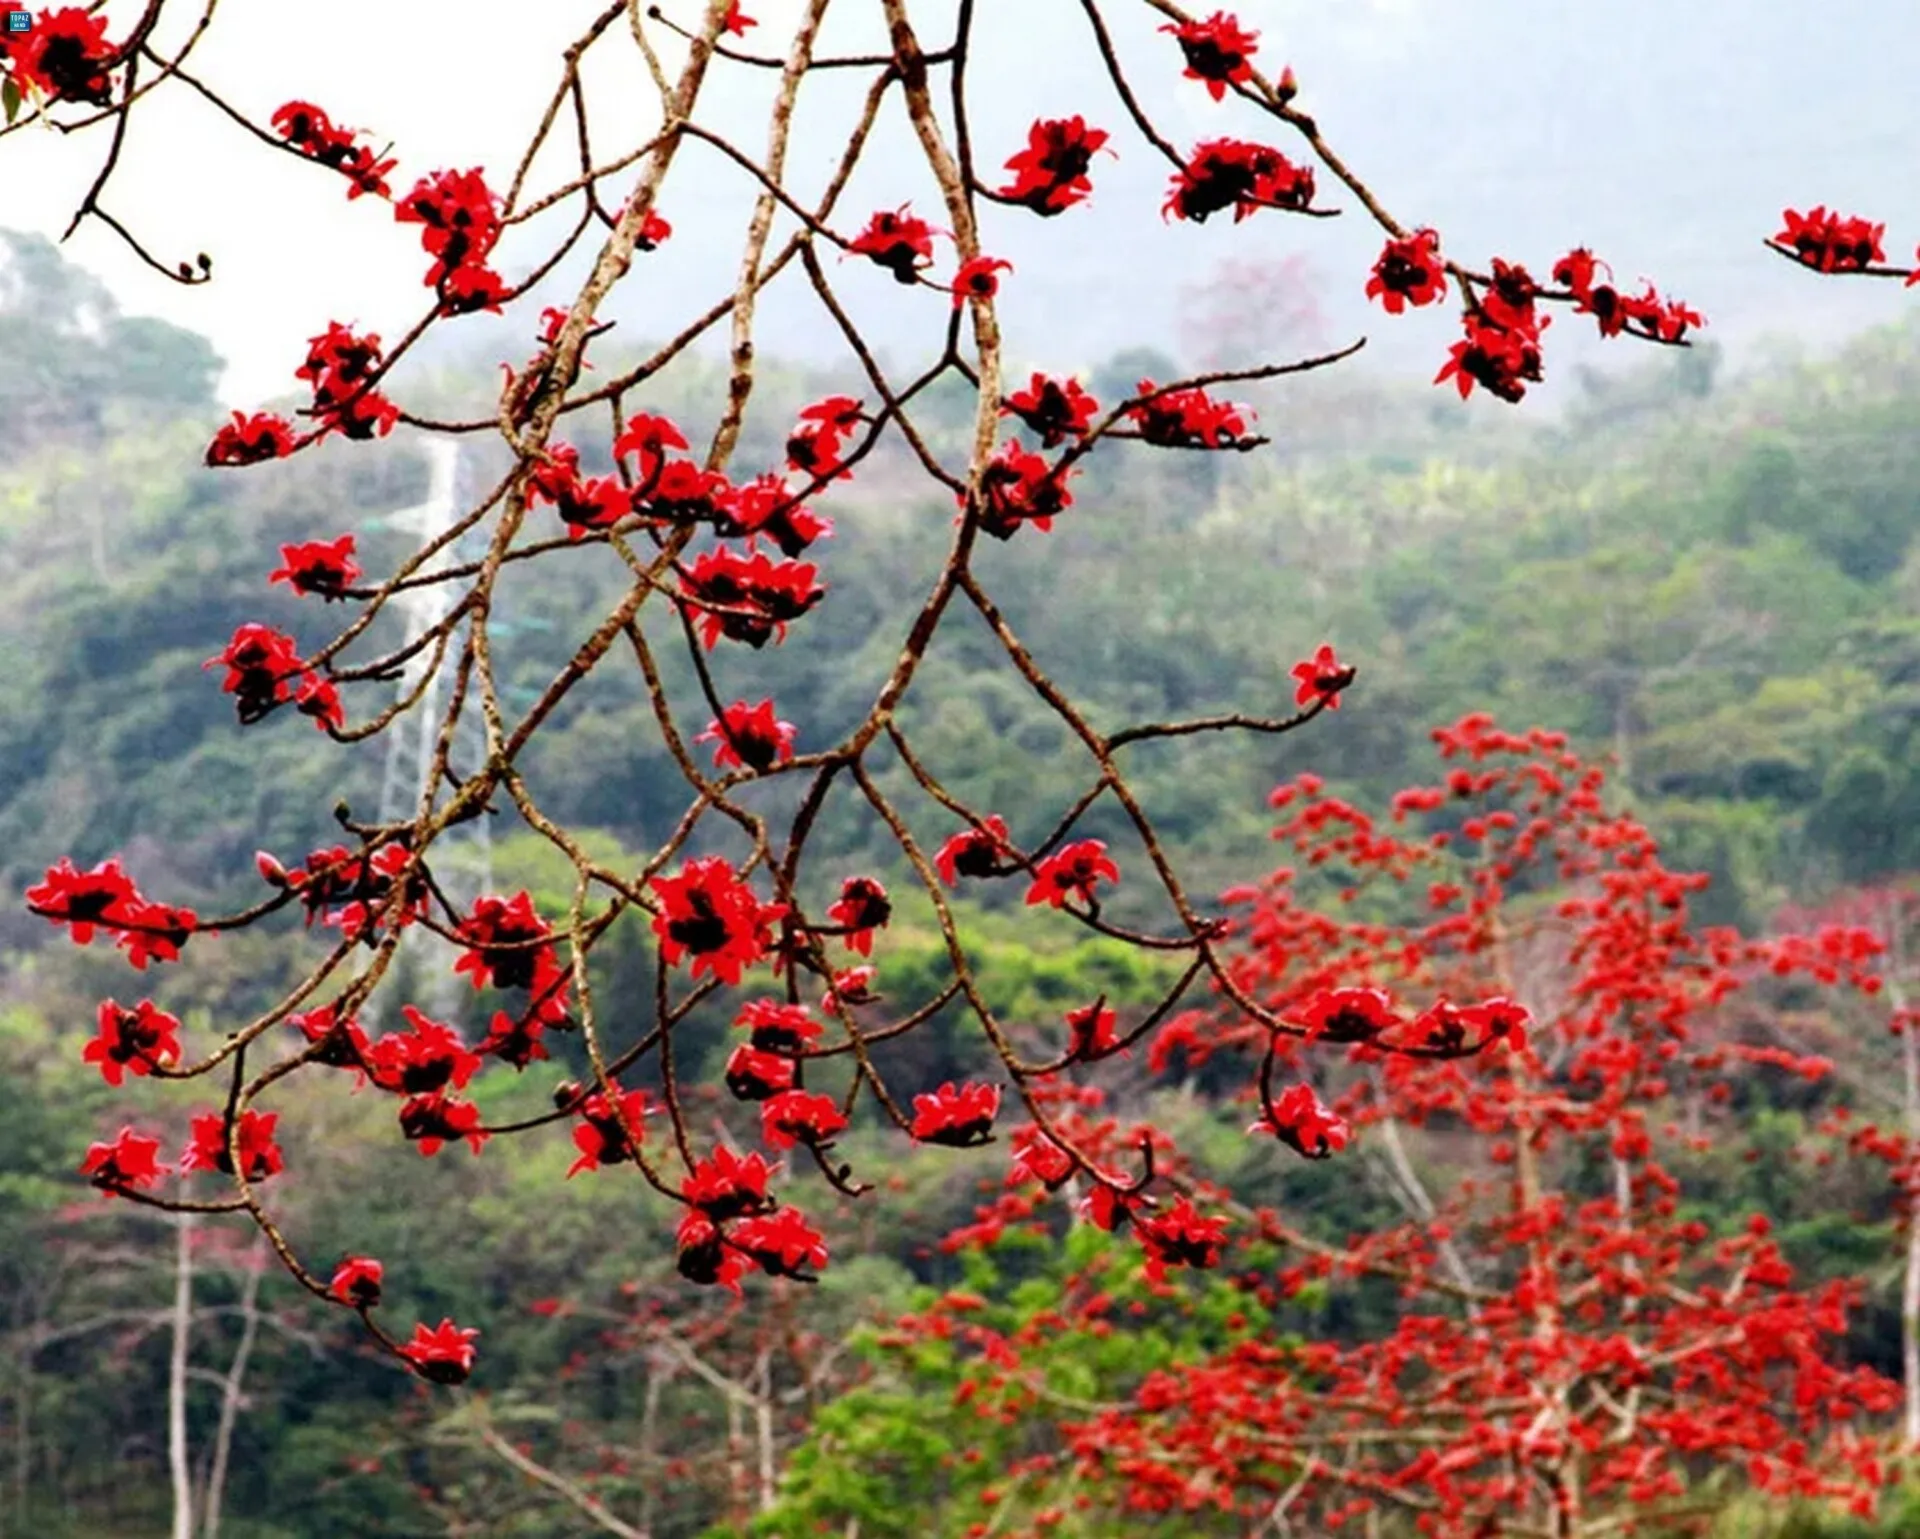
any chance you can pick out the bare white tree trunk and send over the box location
[169,1210,194,1539]
[201,1233,269,1539]
[753,1345,776,1514]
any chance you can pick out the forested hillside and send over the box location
[5,231,1920,1536]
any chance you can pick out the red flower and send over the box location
[365,1007,483,1096]
[478,1008,551,1070]
[567,1088,655,1177]
[294,674,345,734]
[951,255,1012,309]
[735,998,822,1054]
[726,1044,798,1101]
[785,395,862,479]
[683,1147,776,1219]
[83,999,182,1086]
[826,876,891,956]
[1005,373,1098,447]
[1162,11,1259,101]
[396,168,505,314]
[999,116,1111,216]
[910,1081,1000,1147]
[398,1092,488,1157]
[761,1089,848,1151]
[296,322,399,440]
[1137,1197,1228,1280]
[528,442,631,538]
[650,857,785,986]
[207,411,298,467]
[10,8,116,106]
[117,901,198,970]
[1009,1126,1077,1190]
[636,209,673,250]
[698,698,797,773]
[974,441,1075,539]
[453,892,568,1019]
[1775,206,1885,273]
[26,857,141,945]
[289,1003,372,1071]
[1290,642,1354,711]
[1082,1181,1151,1234]
[1065,999,1120,1060]
[733,1206,829,1280]
[721,3,755,38]
[329,1255,384,1308]
[676,1210,752,1292]
[271,100,395,199]
[398,1318,479,1384]
[612,411,690,481]
[680,548,827,650]
[270,535,361,599]
[936,816,1015,885]
[1128,380,1253,448]
[824,965,878,1009]
[1366,229,1448,313]
[1294,985,1396,1042]
[1025,840,1120,909]
[1435,311,1548,403]
[80,1127,168,1194]
[205,623,305,724]
[1252,1083,1350,1159]
[716,474,834,556]
[181,1110,285,1182]
[1164,139,1314,224]
[849,205,937,284]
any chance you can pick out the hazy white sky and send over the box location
[8,0,1920,408]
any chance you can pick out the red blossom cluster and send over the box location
[271,100,395,200]
[396,166,506,314]
[1,6,115,107]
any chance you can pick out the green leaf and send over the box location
[3,79,21,126]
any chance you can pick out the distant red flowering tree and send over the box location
[13,0,1818,1477]
[863,722,1896,1535]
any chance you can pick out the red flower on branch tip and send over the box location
[117,900,197,970]
[999,116,1111,215]
[1009,1126,1076,1190]
[951,255,1012,309]
[613,410,690,480]
[1026,839,1120,909]
[1082,1180,1152,1234]
[396,168,505,315]
[726,1044,797,1101]
[973,441,1075,538]
[826,876,891,957]
[1065,999,1121,1061]
[698,698,797,773]
[679,548,826,649]
[1137,1197,1228,1281]
[1436,311,1548,403]
[80,1127,168,1194]
[1005,373,1098,447]
[721,3,755,38]
[1252,1083,1350,1159]
[1291,642,1354,711]
[398,1092,488,1158]
[329,1255,384,1309]
[1367,229,1448,313]
[289,1003,372,1071]
[1129,380,1254,449]
[936,815,1015,885]
[1162,11,1259,101]
[824,965,877,1009]
[1164,139,1314,224]
[650,857,785,986]
[181,1109,285,1182]
[761,1088,848,1151]
[207,411,297,467]
[294,674,345,734]
[718,473,834,556]
[786,395,862,479]
[26,856,141,945]
[683,1146,776,1220]
[271,100,394,199]
[296,322,399,440]
[1775,206,1885,273]
[736,998,822,1054]
[910,1081,1001,1147]
[567,1087,655,1177]
[205,623,305,724]
[7,7,116,107]
[270,535,361,599]
[676,1210,752,1293]
[1294,985,1396,1043]
[849,205,937,284]
[733,1206,828,1280]
[398,1319,479,1384]
[636,209,672,250]
[366,1007,483,1096]
[83,999,182,1086]
[453,892,568,1019]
